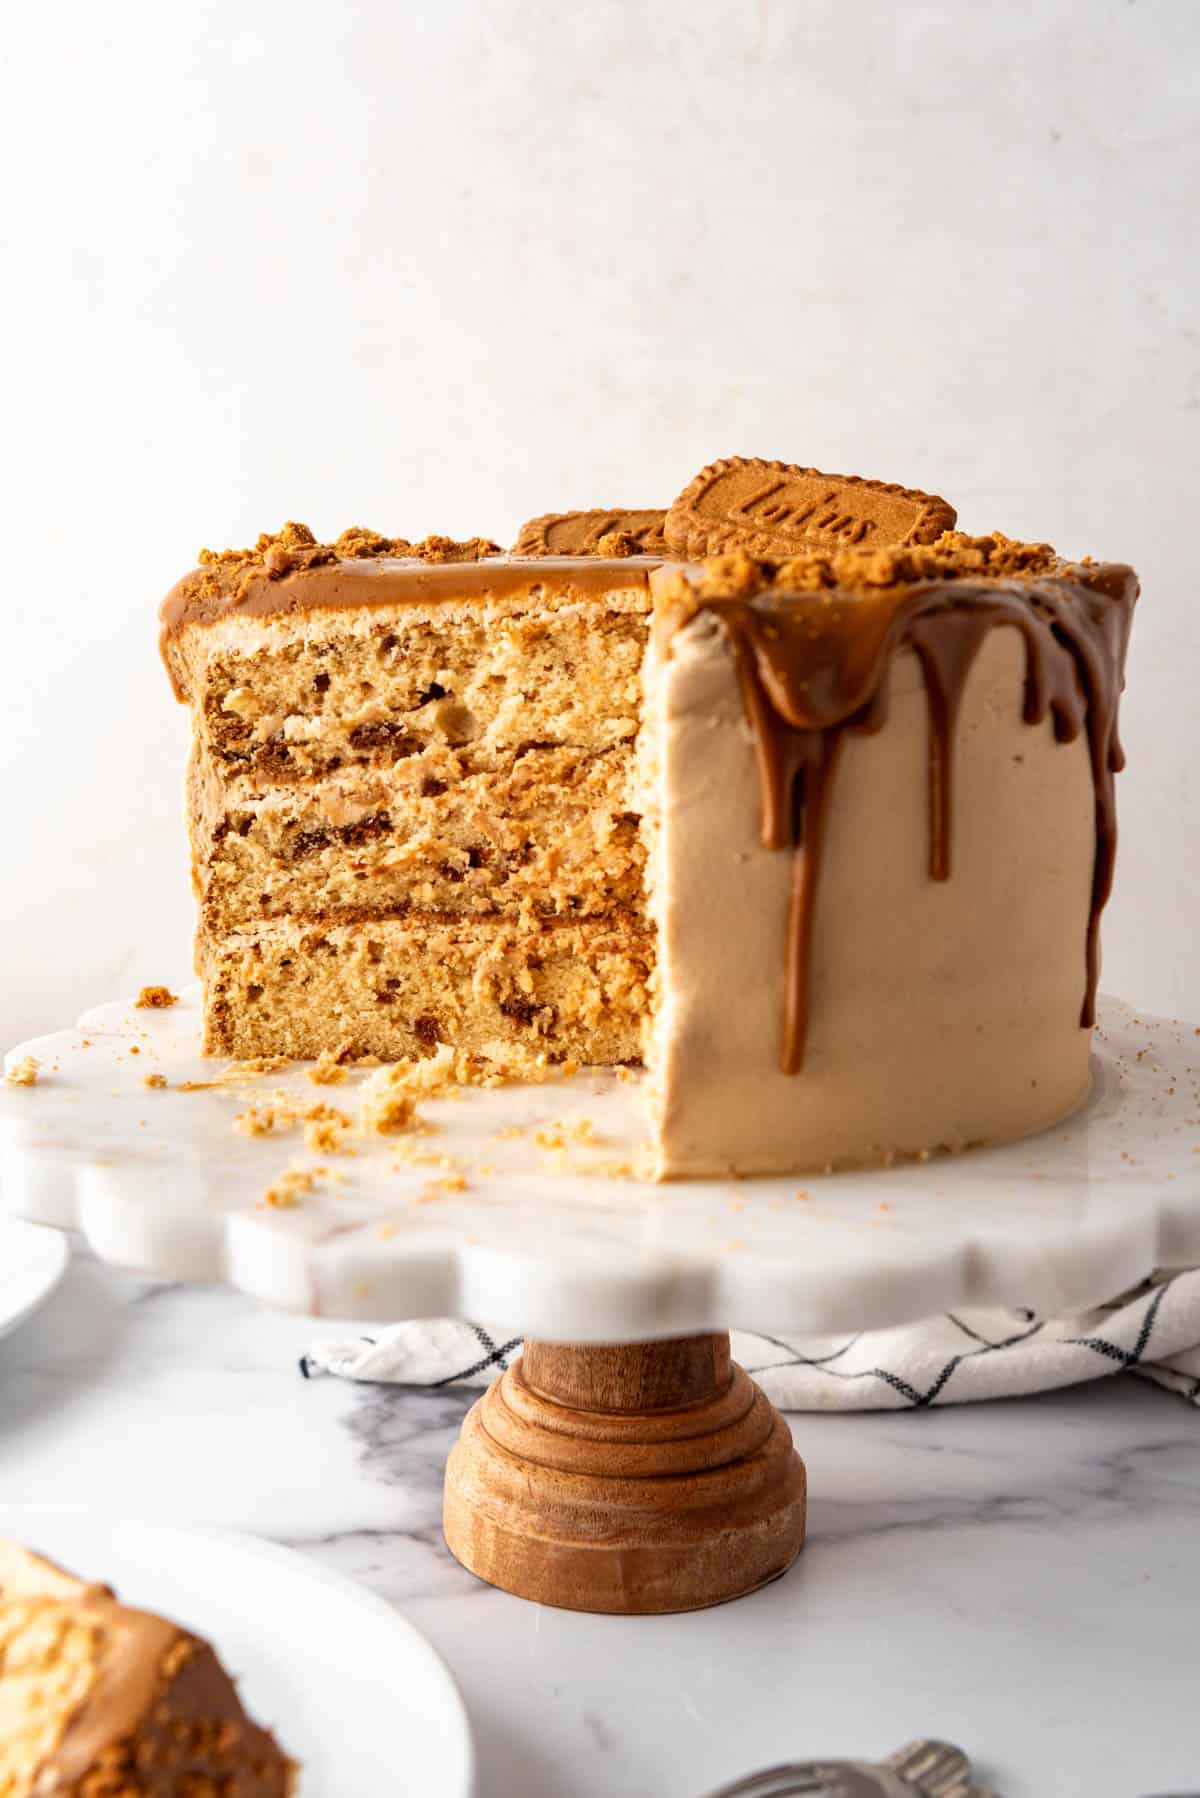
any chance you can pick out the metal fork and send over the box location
[701,1738,994,1798]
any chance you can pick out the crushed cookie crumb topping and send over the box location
[656,532,1062,609]
[135,985,178,1009]
[189,524,502,602]
[261,1165,317,1209]
[5,1056,39,1088]
[305,1048,350,1086]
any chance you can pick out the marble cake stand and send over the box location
[3,987,1199,1615]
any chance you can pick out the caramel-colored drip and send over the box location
[720,569,1136,1072]
[907,611,997,881]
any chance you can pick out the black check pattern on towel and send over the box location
[431,1325,523,1387]
[741,1316,1047,1408]
[1064,1281,1167,1369]
[300,1271,1200,1410]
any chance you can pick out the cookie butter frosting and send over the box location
[643,536,1137,1176]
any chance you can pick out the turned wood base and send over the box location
[442,1333,807,1614]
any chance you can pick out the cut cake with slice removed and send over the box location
[158,480,1138,1176]
[0,1539,295,1796]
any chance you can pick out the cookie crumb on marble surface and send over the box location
[303,1106,354,1154]
[134,985,178,1009]
[360,1071,418,1136]
[418,1174,468,1202]
[235,1102,299,1137]
[236,1100,353,1154]
[180,1056,293,1096]
[305,1048,350,1086]
[535,1117,596,1150]
[261,1165,317,1209]
[5,1056,39,1087]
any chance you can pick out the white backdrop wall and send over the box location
[2,0,1197,1044]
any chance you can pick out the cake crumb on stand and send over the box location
[134,985,178,1009]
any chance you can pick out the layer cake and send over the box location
[160,460,1137,1175]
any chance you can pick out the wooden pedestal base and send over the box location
[443,1332,806,1614]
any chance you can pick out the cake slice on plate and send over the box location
[0,1539,295,1795]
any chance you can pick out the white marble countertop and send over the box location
[1,1252,1197,1798]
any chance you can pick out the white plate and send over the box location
[0,1506,474,1798]
[0,1217,69,1341]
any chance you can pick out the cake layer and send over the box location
[166,579,650,784]
[199,916,653,1061]
[192,741,645,929]
[643,612,1108,1176]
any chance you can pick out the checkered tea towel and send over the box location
[301,1268,1200,1410]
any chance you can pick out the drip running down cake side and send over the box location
[159,462,1138,1177]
